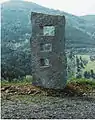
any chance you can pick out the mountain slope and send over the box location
[1,0,95,48]
[1,0,95,79]
[80,15,95,23]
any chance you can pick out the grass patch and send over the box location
[1,78,95,100]
[84,61,95,72]
[77,55,95,72]
[68,78,95,89]
[1,77,32,87]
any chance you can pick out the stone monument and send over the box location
[30,12,67,89]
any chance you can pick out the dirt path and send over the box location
[1,95,95,119]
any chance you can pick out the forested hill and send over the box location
[1,0,95,49]
[1,0,95,79]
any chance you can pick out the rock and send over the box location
[83,93,87,96]
[1,87,6,91]
[1,86,11,91]
[5,89,10,93]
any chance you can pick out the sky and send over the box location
[0,0,95,16]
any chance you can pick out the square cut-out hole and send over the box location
[43,26,55,36]
[40,58,49,66]
[40,43,52,52]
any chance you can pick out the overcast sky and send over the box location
[1,0,95,16]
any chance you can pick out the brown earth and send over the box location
[1,83,95,119]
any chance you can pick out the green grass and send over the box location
[77,55,95,72]
[1,77,32,86]
[68,78,95,88]
[77,55,90,61]
[85,61,95,72]
[1,77,95,89]
[1,78,95,100]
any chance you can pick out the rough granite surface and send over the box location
[30,12,67,89]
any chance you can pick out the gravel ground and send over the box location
[1,95,95,119]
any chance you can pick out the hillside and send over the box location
[1,0,95,48]
[1,0,95,79]
[80,15,95,23]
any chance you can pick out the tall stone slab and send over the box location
[30,12,67,89]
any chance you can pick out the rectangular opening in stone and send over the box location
[43,26,55,36]
[31,12,67,89]
[40,43,52,52]
[40,58,50,66]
